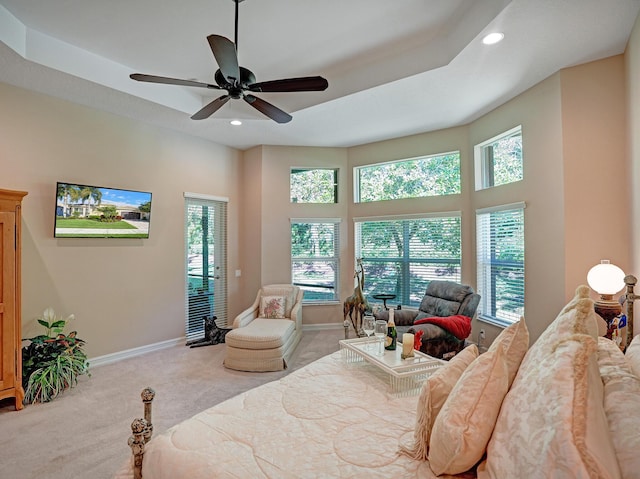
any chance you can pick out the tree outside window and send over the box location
[290,168,338,203]
[475,126,523,190]
[355,152,460,203]
[291,220,340,302]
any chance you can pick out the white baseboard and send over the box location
[302,323,344,331]
[90,326,341,367]
[89,337,185,368]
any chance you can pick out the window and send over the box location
[476,203,525,325]
[475,126,523,190]
[355,152,461,203]
[290,168,338,203]
[184,193,227,340]
[355,214,461,307]
[291,219,340,302]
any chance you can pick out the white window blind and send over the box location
[184,194,227,341]
[291,219,340,302]
[476,203,525,324]
[355,213,461,307]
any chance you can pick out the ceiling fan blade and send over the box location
[244,94,292,123]
[191,95,231,120]
[248,76,329,93]
[130,73,220,90]
[207,35,240,85]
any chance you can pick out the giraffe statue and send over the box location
[343,258,370,336]
[343,270,360,334]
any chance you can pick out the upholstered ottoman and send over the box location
[224,318,299,372]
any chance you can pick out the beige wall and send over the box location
[0,82,243,358]
[238,146,263,308]
[468,74,566,344]
[243,145,349,326]
[561,56,629,297]
[627,13,640,280]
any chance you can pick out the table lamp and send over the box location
[587,260,625,338]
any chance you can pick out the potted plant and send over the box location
[22,307,90,404]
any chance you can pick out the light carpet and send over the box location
[0,328,344,479]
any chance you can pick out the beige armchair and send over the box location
[224,284,304,372]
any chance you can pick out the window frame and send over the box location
[290,218,341,304]
[353,151,461,203]
[290,167,338,204]
[354,212,462,308]
[476,202,526,327]
[474,125,523,191]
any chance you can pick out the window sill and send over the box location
[302,301,341,307]
[477,315,511,329]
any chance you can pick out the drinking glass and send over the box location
[374,320,387,356]
[362,315,375,350]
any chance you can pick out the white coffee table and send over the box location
[339,337,446,396]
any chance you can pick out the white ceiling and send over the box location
[1,0,639,151]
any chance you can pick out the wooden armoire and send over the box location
[0,189,27,410]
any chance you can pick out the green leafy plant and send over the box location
[22,307,90,404]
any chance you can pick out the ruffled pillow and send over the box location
[625,334,640,378]
[597,337,640,478]
[479,334,621,479]
[487,316,529,386]
[428,345,510,475]
[399,344,478,460]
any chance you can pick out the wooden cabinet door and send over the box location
[0,210,16,392]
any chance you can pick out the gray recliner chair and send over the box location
[374,280,480,360]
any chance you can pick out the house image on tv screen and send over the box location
[55,182,152,238]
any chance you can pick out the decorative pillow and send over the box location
[514,286,598,388]
[259,295,286,319]
[413,315,472,340]
[480,334,622,479]
[261,285,297,317]
[547,285,600,339]
[597,337,640,479]
[487,316,529,387]
[399,344,478,460]
[625,334,640,379]
[428,346,509,475]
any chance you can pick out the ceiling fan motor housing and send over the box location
[215,67,256,99]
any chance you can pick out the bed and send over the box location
[114,349,472,478]
[115,285,640,479]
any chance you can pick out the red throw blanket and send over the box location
[413,314,472,340]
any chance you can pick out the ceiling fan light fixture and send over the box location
[129,0,327,123]
[482,32,504,45]
[230,119,242,126]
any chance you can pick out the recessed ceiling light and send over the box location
[230,120,242,126]
[482,32,504,45]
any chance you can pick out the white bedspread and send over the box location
[115,351,472,478]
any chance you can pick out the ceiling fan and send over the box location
[129,0,328,123]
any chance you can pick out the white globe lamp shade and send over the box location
[587,260,625,295]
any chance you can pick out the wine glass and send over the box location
[362,315,375,350]
[374,319,387,356]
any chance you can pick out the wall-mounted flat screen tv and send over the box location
[55,182,152,238]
